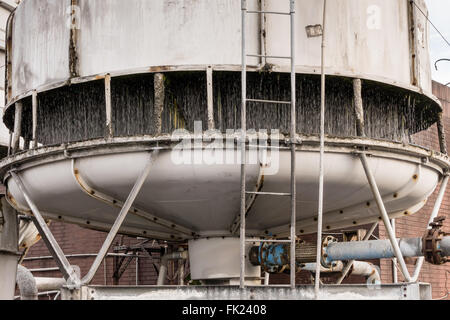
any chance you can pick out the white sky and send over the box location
[425,0,450,85]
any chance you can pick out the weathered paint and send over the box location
[7,0,435,101]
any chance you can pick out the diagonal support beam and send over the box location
[359,153,413,282]
[81,150,159,285]
[10,172,80,287]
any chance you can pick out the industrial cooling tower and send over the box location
[1,0,448,286]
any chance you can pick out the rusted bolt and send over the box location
[314,217,318,222]
[366,202,370,207]
[404,211,409,215]
[413,174,418,180]
[300,230,304,234]
[393,193,398,198]
[353,221,357,225]
[326,226,331,230]
[339,210,344,214]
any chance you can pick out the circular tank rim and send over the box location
[2,65,442,127]
[1,134,447,240]
[0,135,448,182]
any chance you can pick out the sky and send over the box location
[425,0,450,85]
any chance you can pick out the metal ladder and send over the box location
[240,0,297,289]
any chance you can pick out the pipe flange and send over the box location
[423,216,449,265]
[321,236,337,268]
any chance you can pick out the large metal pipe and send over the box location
[249,236,450,270]
[16,265,72,300]
[16,265,38,300]
[324,237,450,263]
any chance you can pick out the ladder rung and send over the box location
[245,239,293,243]
[246,54,291,60]
[245,191,292,196]
[246,98,291,105]
[247,10,291,16]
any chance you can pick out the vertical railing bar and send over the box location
[315,0,327,299]
[206,66,215,130]
[391,219,398,283]
[240,0,247,290]
[7,130,12,156]
[105,74,113,139]
[32,90,38,148]
[260,0,266,66]
[12,101,22,154]
[437,113,448,155]
[289,0,297,290]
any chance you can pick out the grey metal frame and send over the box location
[8,149,160,288]
[240,0,297,289]
[10,172,81,287]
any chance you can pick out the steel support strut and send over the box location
[359,154,414,282]
[81,150,159,285]
[10,172,80,287]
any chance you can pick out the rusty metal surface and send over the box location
[423,216,449,265]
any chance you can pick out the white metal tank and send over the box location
[0,0,448,253]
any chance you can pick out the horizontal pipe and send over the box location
[35,277,66,292]
[325,237,431,263]
[250,236,450,269]
[16,265,38,300]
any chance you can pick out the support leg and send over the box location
[0,197,20,300]
[359,154,412,282]
[10,172,80,287]
[81,150,159,285]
